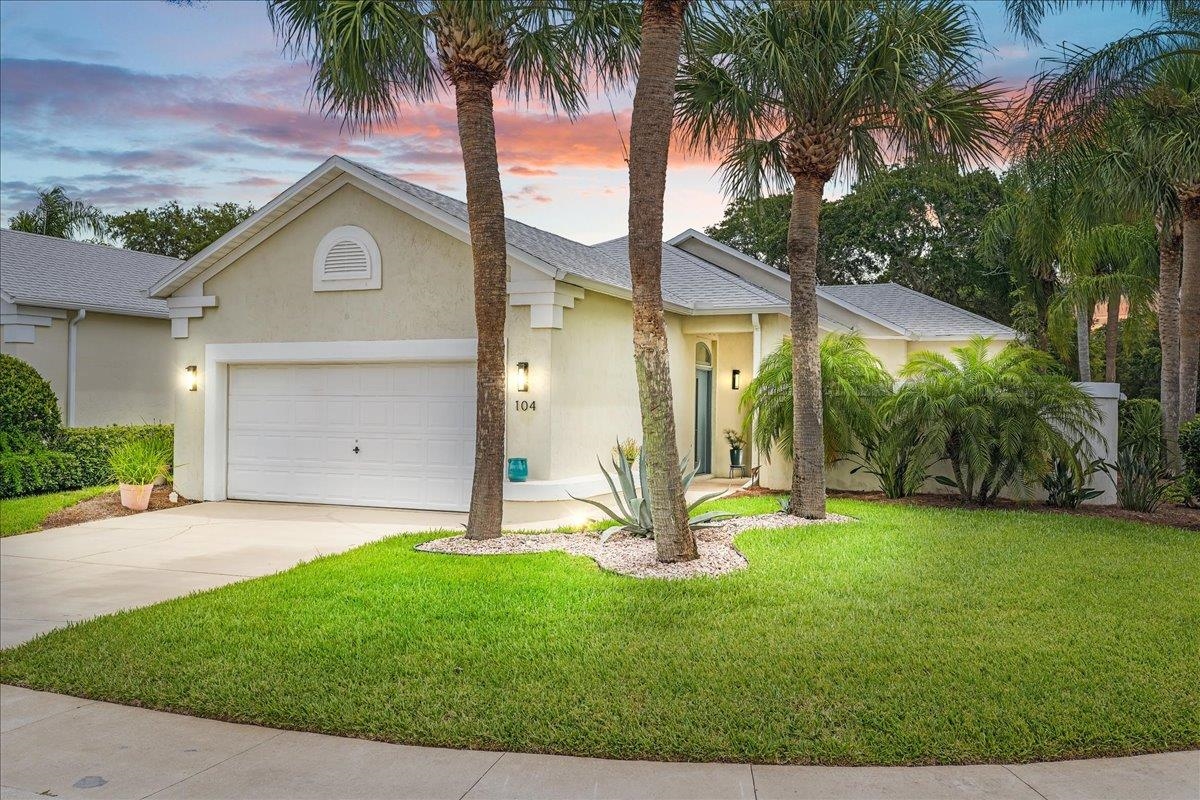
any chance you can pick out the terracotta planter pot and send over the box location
[119,483,154,511]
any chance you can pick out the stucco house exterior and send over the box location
[0,229,179,426]
[147,156,1023,515]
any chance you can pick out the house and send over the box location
[0,230,180,426]
[149,156,1018,514]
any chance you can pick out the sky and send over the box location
[0,0,1148,244]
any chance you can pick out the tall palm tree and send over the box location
[627,0,696,562]
[676,0,1004,518]
[1057,223,1159,382]
[7,186,105,240]
[268,0,633,539]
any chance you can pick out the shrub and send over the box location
[847,403,941,498]
[1112,400,1172,511]
[0,354,61,448]
[1040,439,1108,508]
[58,424,173,486]
[894,337,1100,504]
[1175,418,1200,507]
[109,436,173,486]
[0,450,82,498]
[741,332,893,465]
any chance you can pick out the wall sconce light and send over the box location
[184,365,198,392]
[732,369,741,390]
[515,361,530,392]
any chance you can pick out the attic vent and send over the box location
[313,225,381,292]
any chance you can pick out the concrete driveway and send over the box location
[0,501,467,648]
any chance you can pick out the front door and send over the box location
[695,343,713,473]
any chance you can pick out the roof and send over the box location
[1,229,180,318]
[818,283,1017,339]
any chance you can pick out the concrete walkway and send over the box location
[1,686,1196,800]
[0,500,471,647]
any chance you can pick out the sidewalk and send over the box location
[2,686,1196,800]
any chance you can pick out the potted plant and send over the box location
[110,436,172,511]
[724,429,746,468]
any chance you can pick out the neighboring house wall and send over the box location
[2,316,69,413]
[2,312,172,426]
[73,313,174,425]
[169,183,479,500]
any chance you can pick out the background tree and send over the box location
[106,201,255,259]
[269,0,632,539]
[676,0,1004,518]
[628,0,696,562]
[704,194,792,271]
[7,186,104,240]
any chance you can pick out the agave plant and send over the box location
[571,443,735,542]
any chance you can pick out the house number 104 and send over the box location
[514,399,537,411]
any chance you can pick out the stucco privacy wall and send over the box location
[2,313,172,426]
[169,183,478,500]
[2,316,69,412]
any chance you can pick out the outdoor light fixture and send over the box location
[184,365,198,392]
[515,361,530,392]
[732,369,741,390]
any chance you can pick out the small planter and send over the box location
[507,457,528,483]
[119,483,154,511]
[729,448,743,467]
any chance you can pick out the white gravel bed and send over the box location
[416,511,853,579]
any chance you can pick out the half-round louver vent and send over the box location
[322,239,370,279]
[313,225,381,292]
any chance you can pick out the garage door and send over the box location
[226,362,476,511]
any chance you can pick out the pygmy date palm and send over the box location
[268,0,635,539]
[676,0,1005,518]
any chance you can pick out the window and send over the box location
[313,226,381,291]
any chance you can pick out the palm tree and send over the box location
[268,0,633,540]
[895,337,1100,504]
[7,186,105,240]
[677,0,1004,518]
[740,332,894,466]
[626,0,696,562]
[1057,223,1159,382]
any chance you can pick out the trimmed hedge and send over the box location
[0,354,61,448]
[58,424,173,488]
[0,450,82,498]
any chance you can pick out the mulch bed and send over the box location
[41,485,195,530]
[809,489,1199,531]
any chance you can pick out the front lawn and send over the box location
[0,485,113,536]
[1,498,1196,765]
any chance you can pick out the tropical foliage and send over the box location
[7,186,105,240]
[676,0,1005,518]
[740,333,893,466]
[893,338,1100,504]
[570,446,733,541]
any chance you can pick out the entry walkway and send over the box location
[1,686,1196,800]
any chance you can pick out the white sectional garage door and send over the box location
[226,362,476,511]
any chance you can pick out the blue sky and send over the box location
[0,0,1148,243]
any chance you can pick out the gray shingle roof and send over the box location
[350,160,787,312]
[818,283,1016,339]
[1,229,180,317]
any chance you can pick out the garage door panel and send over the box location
[226,362,475,511]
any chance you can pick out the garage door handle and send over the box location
[352,446,360,454]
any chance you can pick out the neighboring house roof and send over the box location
[0,229,179,318]
[818,283,1017,340]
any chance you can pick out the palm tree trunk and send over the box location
[628,0,694,562]
[1104,287,1120,383]
[1179,194,1200,423]
[787,175,826,518]
[1076,303,1092,382]
[455,75,507,540]
[1158,220,1183,468]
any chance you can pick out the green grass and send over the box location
[1,497,1197,765]
[0,485,114,536]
